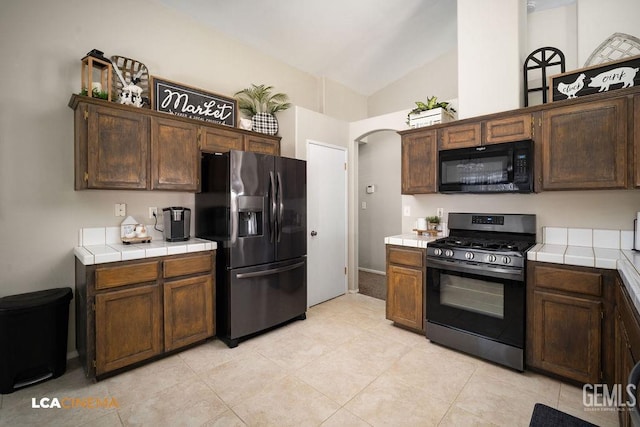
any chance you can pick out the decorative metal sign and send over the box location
[549,55,640,102]
[151,76,236,127]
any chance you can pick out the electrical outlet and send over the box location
[437,208,444,218]
[115,203,126,217]
[149,207,158,219]
[403,206,411,217]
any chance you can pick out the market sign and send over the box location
[151,76,236,127]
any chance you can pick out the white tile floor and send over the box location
[0,293,619,426]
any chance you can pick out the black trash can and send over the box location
[0,287,73,394]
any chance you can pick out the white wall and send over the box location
[358,131,401,272]
[577,0,640,66]
[0,0,363,354]
[525,3,578,106]
[367,50,458,118]
[457,0,526,117]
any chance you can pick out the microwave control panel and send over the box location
[514,151,529,183]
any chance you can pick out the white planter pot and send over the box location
[408,107,454,129]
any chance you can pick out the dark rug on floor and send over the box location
[529,403,598,427]
[358,270,386,300]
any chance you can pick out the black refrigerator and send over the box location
[195,150,307,348]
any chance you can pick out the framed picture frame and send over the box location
[150,76,237,127]
[549,55,640,102]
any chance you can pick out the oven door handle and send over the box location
[426,257,524,281]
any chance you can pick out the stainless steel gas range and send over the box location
[425,213,536,371]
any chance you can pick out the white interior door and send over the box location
[307,140,347,307]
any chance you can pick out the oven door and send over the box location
[426,259,525,348]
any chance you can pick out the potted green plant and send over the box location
[407,96,456,128]
[426,216,441,229]
[234,84,291,135]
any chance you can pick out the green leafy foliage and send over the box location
[234,84,291,117]
[409,96,456,116]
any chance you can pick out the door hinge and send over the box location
[83,109,89,120]
[344,267,347,275]
[601,311,604,320]
[84,172,89,182]
[344,163,347,171]
[92,360,96,368]
[530,116,535,138]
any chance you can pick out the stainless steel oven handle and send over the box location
[236,261,305,279]
[426,257,524,281]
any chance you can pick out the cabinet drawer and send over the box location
[387,246,424,268]
[96,261,159,290]
[534,265,602,297]
[439,122,481,149]
[163,254,213,278]
[200,126,243,153]
[485,114,531,144]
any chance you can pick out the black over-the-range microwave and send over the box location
[438,139,534,194]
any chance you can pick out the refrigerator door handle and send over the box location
[269,171,277,243]
[236,261,306,279]
[277,172,284,242]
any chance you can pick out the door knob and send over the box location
[310,230,318,236]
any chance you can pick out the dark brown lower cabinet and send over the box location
[615,276,640,426]
[527,262,614,385]
[76,251,216,379]
[386,245,425,332]
[163,275,214,351]
[95,285,163,376]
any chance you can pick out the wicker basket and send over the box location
[110,55,149,107]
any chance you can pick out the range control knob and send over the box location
[487,254,497,262]
[445,249,454,257]
[433,248,442,256]
[502,256,511,264]
[465,252,474,260]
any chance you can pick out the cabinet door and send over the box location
[244,134,280,155]
[164,275,214,351]
[95,285,162,375]
[542,98,627,190]
[485,114,532,144]
[87,104,149,189]
[150,117,199,191]
[386,264,423,331]
[615,307,635,427]
[439,122,482,149]
[401,130,437,194]
[200,126,244,153]
[530,290,602,383]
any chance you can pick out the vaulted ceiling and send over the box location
[158,0,575,96]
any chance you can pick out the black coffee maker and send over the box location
[162,207,191,242]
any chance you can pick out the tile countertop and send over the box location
[384,233,441,248]
[384,227,640,315]
[74,226,217,266]
[522,227,640,315]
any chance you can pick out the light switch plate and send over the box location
[403,206,411,216]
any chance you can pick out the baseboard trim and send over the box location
[358,267,385,276]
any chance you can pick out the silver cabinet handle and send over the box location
[310,231,318,236]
